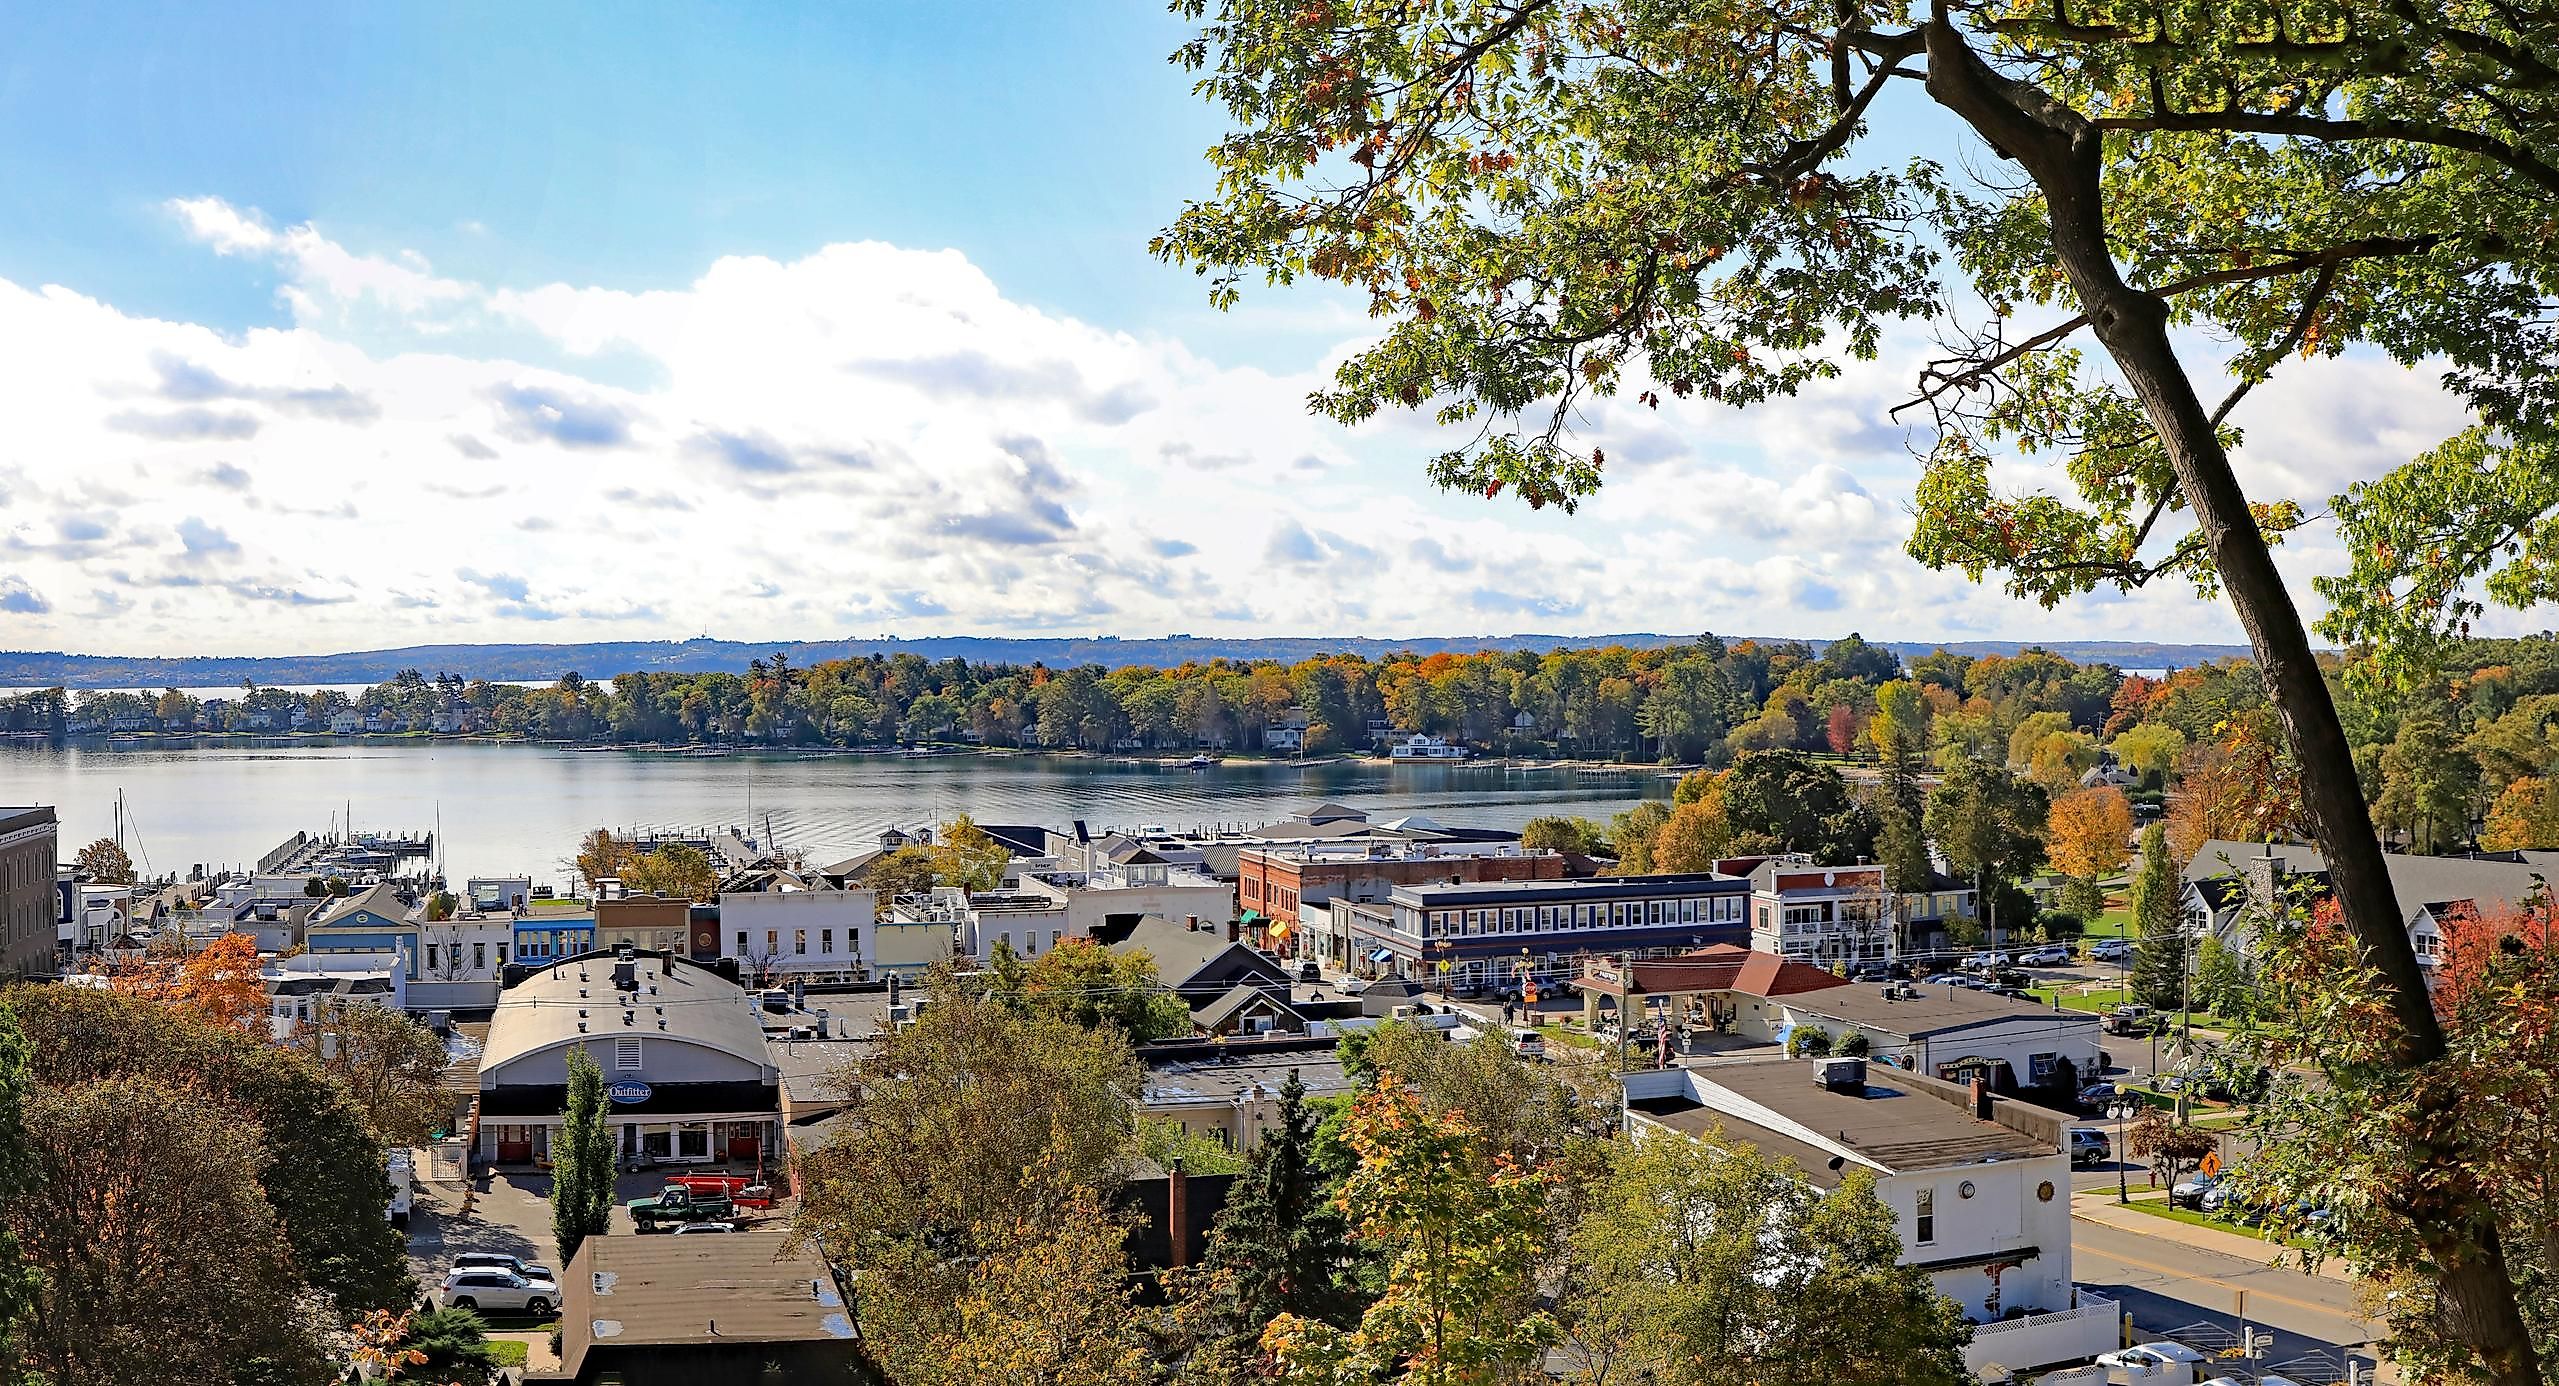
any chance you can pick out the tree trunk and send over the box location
[1921,18,2542,1383]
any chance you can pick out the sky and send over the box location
[0,3,2486,657]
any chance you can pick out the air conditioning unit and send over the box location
[1812,1056,1869,1094]
[1391,1005,1420,1020]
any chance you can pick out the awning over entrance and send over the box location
[1367,947,1395,963]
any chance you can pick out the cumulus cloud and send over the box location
[0,577,50,614]
[0,193,2437,653]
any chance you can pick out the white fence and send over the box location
[1963,1292,2122,1375]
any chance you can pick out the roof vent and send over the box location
[577,1021,587,1033]
[1813,1055,1868,1095]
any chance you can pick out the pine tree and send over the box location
[1179,1072,1358,1379]
[2128,824,2188,1012]
[1875,740,1935,897]
[554,1046,614,1268]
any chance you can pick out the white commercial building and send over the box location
[718,885,876,983]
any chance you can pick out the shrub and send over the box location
[1785,1026,1833,1058]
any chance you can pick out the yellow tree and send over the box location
[2482,777,2559,852]
[2047,787,2135,919]
[1264,1079,1554,1386]
[1650,796,1733,875]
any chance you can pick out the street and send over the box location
[2072,1199,2383,1381]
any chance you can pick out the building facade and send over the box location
[719,886,876,983]
[1354,874,1752,992]
[1239,841,1568,955]
[0,807,59,976]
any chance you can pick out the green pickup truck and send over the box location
[628,1183,736,1233]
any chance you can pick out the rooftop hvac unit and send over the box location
[1812,1056,1869,1095]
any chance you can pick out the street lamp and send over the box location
[2110,1098,2138,1204]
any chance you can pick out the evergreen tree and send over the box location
[554,1046,614,1268]
[2128,824,2189,1012]
[1874,740,1935,897]
[1179,1072,1359,1380]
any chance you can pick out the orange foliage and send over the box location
[113,932,267,1034]
[2433,899,2559,1020]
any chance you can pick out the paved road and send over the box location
[2073,1207,2383,1380]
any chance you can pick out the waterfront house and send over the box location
[305,882,419,958]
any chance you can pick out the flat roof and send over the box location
[1644,1057,2052,1181]
[0,806,57,835]
[1391,873,1746,907]
[552,1231,851,1379]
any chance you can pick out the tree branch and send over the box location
[2094,110,2559,196]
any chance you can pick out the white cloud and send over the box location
[0,197,2488,656]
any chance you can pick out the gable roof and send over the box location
[2183,838,2559,927]
[1094,915,1284,992]
[1578,944,1851,999]
[1296,802,1368,825]
[1195,983,1305,1031]
[311,882,412,928]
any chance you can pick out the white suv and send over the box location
[440,1266,559,1316]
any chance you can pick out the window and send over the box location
[1915,1188,1935,1244]
[1051,930,1063,949]
[496,944,507,965]
[794,928,807,955]
[615,1037,643,1071]
[473,942,487,970]
[425,944,441,971]
[820,928,834,955]
[765,929,779,955]
[737,930,748,956]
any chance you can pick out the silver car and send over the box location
[439,1266,560,1315]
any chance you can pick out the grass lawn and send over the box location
[2125,1196,2313,1252]
[2028,984,2233,1033]
[486,1340,531,1368]
[1530,1020,1604,1051]
[2080,901,2135,940]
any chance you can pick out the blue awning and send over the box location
[1368,947,1395,963]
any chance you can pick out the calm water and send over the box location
[0,741,1669,881]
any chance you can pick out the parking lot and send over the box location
[401,1166,796,1312]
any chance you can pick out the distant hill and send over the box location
[0,633,2254,689]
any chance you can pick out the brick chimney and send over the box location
[1167,1160,1190,1269]
[1970,1075,1992,1120]
[1225,918,1241,943]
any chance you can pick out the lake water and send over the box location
[0,741,1669,882]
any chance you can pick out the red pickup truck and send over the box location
[662,1173,776,1209]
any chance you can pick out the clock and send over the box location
[1958,1180,1978,1199]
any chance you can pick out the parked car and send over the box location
[2077,1080,2119,1111]
[2098,1342,2208,1371]
[1985,985,2034,1001]
[1847,964,1891,982]
[2171,1172,2222,1209]
[1508,1027,1547,1061]
[451,1252,554,1282]
[2015,945,2072,966]
[2103,1003,2159,1035]
[671,1221,738,1234]
[1963,950,2011,970]
[2068,1128,2112,1167]
[439,1267,558,1315]
[2088,938,2133,963]
[1296,960,1321,982]
[1920,973,1984,989]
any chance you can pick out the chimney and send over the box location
[661,948,674,976]
[1167,1160,1191,1269]
[2242,846,2287,918]
[1970,1076,1992,1120]
[1225,918,1241,943]
[1186,914,1199,933]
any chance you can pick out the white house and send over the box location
[1733,982,2108,1095]
[1386,733,1466,760]
[263,952,408,1040]
[1623,1057,2116,1375]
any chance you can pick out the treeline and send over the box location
[4,633,2123,759]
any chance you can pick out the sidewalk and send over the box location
[2071,1190,2359,1286]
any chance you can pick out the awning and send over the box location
[1239,909,1266,925]
[1368,947,1395,963]
[1909,1246,2042,1274]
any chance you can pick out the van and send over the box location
[1508,1027,1546,1061]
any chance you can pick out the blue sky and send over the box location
[0,5,2471,655]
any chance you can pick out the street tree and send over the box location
[1017,938,1196,1042]
[1925,757,2048,937]
[620,842,718,901]
[570,828,631,890]
[1716,750,1880,864]
[553,1046,613,1268]
[69,838,131,885]
[930,814,1014,893]
[1158,0,2558,1370]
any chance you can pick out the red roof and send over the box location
[1575,945,1849,999]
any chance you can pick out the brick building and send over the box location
[1238,841,1567,955]
[0,807,60,977]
